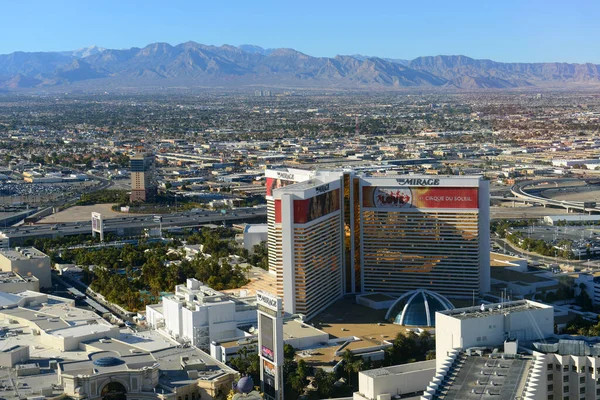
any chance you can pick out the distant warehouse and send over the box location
[552,159,600,168]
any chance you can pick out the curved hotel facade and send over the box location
[265,168,490,319]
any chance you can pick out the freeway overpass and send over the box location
[0,206,267,246]
[510,179,600,213]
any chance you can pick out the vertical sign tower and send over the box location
[91,212,104,242]
[257,290,283,400]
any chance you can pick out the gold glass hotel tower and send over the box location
[265,168,490,320]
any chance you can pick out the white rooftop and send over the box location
[0,247,48,260]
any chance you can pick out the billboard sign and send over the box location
[363,187,478,209]
[91,212,104,240]
[257,291,283,400]
[263,360,276,377]
[274,199,282,223]
[261,345,274,361]
[262,360,277,399]
[266,177,295,197]
[293,188,340,224]
[260,314,274,361]
[265,169,314,197]
[257,290,281,312]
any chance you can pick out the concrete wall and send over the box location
[207,302,238,342]
[0,256,51,288]
[354,360,436,400]
[0,345,29,367]
[163,296,183,338]
[234,307,258,325]
[60,367,160,398]
[145,305,164,328]
[434,313,462,370]
[0,279,39,293]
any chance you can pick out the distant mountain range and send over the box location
[1,41,600,91]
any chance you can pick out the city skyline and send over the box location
[1,0,599,63]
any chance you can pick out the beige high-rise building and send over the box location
[130,152,155,202]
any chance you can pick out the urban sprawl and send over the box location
[0,91,600,399]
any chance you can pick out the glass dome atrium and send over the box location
[93,356,124,367]
[384,289,454,327]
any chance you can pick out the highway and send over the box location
[511,178,600,213]
[0,206,267,245]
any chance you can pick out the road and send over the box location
[490,205,570,220]
[52,273,132,324]
[1,206,267,245]
[511,178,600,213]
[50,173,114,208]
[492,237,584,268]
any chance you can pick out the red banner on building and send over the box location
[274,199,282,223]
[266,177,296,197]
[363,187,479,209]
[293,189,340,224]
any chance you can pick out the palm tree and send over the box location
[342,349,356,387]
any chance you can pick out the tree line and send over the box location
[61,238,248,311]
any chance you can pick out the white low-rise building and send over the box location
[435,300,554,369]
[353,360,436,400]
[242,224,268,252]
[552,159,600,167]
[544,214,600,225]
[146,278,257,349]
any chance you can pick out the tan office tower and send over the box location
[130,153,155,202]
[266,168,490,320]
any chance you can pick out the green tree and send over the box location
[228,345,260,384]
[312,369,337,398]
[284,344,296,361]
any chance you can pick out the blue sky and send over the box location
[1,0,598,63]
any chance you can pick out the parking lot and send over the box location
[510,225,600,243]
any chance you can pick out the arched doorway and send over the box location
[101,381,127,400]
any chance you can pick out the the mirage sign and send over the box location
[257,290,281,312]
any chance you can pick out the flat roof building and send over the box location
[435,300,554,370]
[0,270,39,293]
[0,290,119,351]
[354,360,436,400]
[0,246,51,288]
[147,278,257,349]
[420,299,600,400]
[59,341,237,400]
[210,318,329,363]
